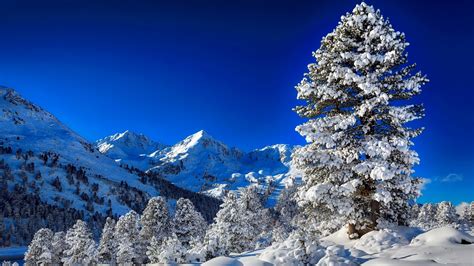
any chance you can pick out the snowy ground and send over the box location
[2,227,472,265]
[206,226,474,265]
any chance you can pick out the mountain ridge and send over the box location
[96,128,296,201]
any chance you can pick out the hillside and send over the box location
[0,87,220,247]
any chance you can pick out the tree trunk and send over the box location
[347,223,358,239]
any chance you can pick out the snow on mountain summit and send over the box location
[96,128,296,202]
[96,130,167,161]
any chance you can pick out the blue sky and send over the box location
[0,0,472,204]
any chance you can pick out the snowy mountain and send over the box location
[0,87,220,246]
[97,129,296,202]
[96,130,168,169]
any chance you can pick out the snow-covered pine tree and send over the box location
[146,236,161,264]
[173,198,207,247]
[51,231,66,265]
[293,2,428,238]
[24,228,54,266]
[62,220,97,265]
[115,210,141,264]
[97,217,116,264]
[116,236,137,265]
[415,203,437,230]
[202,187,272,257]
[138,196,171,263]
[470,202,474,224]
[436,201,458,226]
[140,196,171,244]
[147,233,186,264]
[185,237,208,263]
[202,192,241,258]
[238,186,272,249]
[274,183,299,242]
[410,204,420,222]
[458,202,473,226]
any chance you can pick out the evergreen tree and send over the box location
[62,220,97,265]
[436,201,458,226]
[415,203,437,230]
[97,217,116,264]
[116,236,137,265]
[203,192,241,258]
[146,236,161,264]
[173,198,207,247]
[203,187,271,258]
[458,202,473,226]
[140,196,171,244]
[51,231,66,265]
[114,210,141,264]
[147,234,185,264]
[185,237,207,263]
[237,186,272,249]
[292,2,428,238]
[24,228,54,266]
[274,184,299,241]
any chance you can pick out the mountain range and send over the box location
[0,87,295,246]
[96,129,295,200]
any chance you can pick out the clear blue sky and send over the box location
[0,0,472,204]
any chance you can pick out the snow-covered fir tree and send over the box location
[173,198,207,247]
[62,220,97,265]
[24,228,54,266]
[202,187,272,258]
[185,237,208,263]
[436,201,458,226]
[414,203,437,230]
[115,210,141,264]
[138,196,171,262]
[116,236,137,265]
[147,233,186,264]
[273,183,299,242]
[238,186,272,248]
[145,236,162,264]
[51,231,66,265]
[458,202,474,226]
[97,217,116,264]
[202,192,241,258]
[292,2,428,238]
[410,204,420,224]
[140,196,171,244]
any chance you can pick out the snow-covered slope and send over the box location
[96,130,167,169]
[0,87,159,214]
[0,87,222,246]
[97,130,296,202]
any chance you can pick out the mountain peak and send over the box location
[0,86,47,115]
[96,130,166,159]
[191,129,213,140]
[109,130,149,142]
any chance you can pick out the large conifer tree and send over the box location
[24,228,54,266]
[97,217,116,264]
[62,220,97,264]
[173,198,207,247]
[293,2,428,238]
